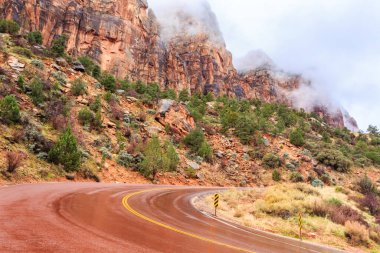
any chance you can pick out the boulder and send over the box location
[7,56,25,71]
[155,99,195,137]
[187,160,200,170]
[72,61,85,72]
[55,57,68,67]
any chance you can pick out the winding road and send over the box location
[0,183,345,252]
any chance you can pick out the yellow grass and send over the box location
[194,183,380,253]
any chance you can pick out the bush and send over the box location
[198,141,213,162]
[289,128,305,147]
[0,19,20,34]
[139,137,179,179]
[272,169,281,182]
[344,221,369,246]
[179,89,190,102]
[31,59,44,69]
[117,151,134,168]
[89,95,101,112]
[70,78,87,96]
[78,56,101,78]
[100,74,116,92]
[50,35,67,57]
[30,78,44,105]
[12,46,34,58]
[316,148,352,172]
[358,175,377,195]
[27,31,43,45]
[6,151,24,173]
[366,151,380,165]
[0,95,20,124]
[290,172,304,182]
[78,107,94,126]
[161,89,177,100]
[183,128,205,153]
[359,193,380,216]
[235,114,257,144]
[262,153,281,168]
[48,128,81,172]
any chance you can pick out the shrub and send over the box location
[52,71,67,85]
[290,172,304,182]
[272,169,281,182]
[235,114,257,144]
[6,151,24,173]
[366,151,380,165]
[12,46,34,58]
[161,89,177,100]
[78,56,101,78]
[358,175,377,195]
[50,35,67,57]
[139,137,179,179]
[89,95,102,112]
[0,19,20,34]
[0,95,20,124]
[359,193,380,216]
[48,128,81,172]
[117,151,134,168]
[27,31,43,45]
[70,78,87,96]
[30,78,44,105]
[198,141,213,162]
[316,148,352,172]
[344,221,369,246]
[262,153,281,168]
[289,128,305,147]
[31,59,44,69]
[179,89,190,102]
[183,128,205,154]
[100,74,116,92]
[78,107,94,126]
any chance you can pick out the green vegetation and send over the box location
[78,107,94,127]
[0,19,20,34]
[100,73,116,92]
[50,35,67,57]
[183,128,213,161]
[71,78,87,96]
[0,95,20,124]
[78,56,101,78]
[139,137,179,179]
[12,46,34,58]
[316,149,352,173]
[289,128,305,147]
[27,31,43,45]
[272,169,281,182]
[262,153,282,168]
[48,128,81,172]
[30,78,44,105]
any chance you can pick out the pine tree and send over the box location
[48,128,81,172]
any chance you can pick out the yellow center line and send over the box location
[121,188,256,253]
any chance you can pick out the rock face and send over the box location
[0,0,357,129]
[155,99,195,137]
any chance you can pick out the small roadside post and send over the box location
[298,212,303,241]
[214,193,219,216]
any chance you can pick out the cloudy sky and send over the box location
[149,0,380,130]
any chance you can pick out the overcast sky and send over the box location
[149,0,380,130]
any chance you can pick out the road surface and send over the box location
[0,183,345,252]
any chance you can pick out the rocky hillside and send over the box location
[0,0,357,129]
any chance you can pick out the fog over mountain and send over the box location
[149,0,380,130]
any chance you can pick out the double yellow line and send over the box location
[122,189,256,253]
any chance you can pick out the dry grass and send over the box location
[345,221,369,246]
[194,184,380,252]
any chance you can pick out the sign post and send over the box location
[298,212,303,241]
[214,193,219,216]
